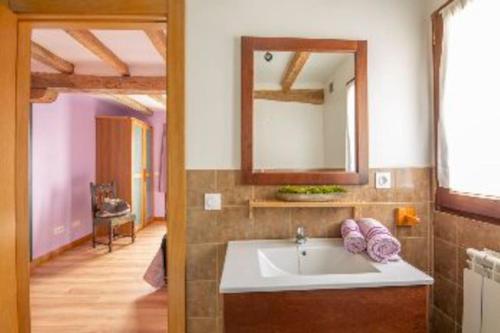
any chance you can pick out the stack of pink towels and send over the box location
[340,219,366,254]
[340,218,401,263]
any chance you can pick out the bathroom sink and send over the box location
[220,238,433,293]
[258,245,379,277]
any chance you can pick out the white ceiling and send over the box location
[31,29,166,76]
[31,29,166,112]
[254,51,354,90]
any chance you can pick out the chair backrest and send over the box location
[90,182,117,217]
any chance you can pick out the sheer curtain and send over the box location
[438,0,500,197]
[345,81,356,172]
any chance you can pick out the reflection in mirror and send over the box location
[253,51,356,172]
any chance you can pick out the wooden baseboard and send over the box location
[31,233,92,271]
[153,216,166,223]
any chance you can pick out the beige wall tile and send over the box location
[187,243,218,281]
[187,318,217,333]
[187,281,218,318]
[433,274,457,321]
[290,207,351,238]
[456,286,463,325]
[342,169,376,201]
[394,168,431,202]
[400,237,430,272]
[457,247,469,286]
[431,307,456,333]
[216,170,252,206]
[218,207,253,242]
[253,185,281,201]
[188,170,217,208]
[434,211,458,244]
[216,243,228,284]
[457,217,500,250]
[253,208,291,239]
[187,209,220,244]
[434,238,457,282]
[216,317,224,333]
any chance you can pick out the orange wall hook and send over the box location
[395,207,420,226]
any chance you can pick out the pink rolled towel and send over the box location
[357,218,401,263]
[341,219,367,254]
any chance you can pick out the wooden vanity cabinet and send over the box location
[223,286,429,333]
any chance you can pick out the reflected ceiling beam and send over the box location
[281,52,310,92]
[65,29,130,76]
[30,88,59,103]
[254,89,324,105]
[106,95,154,116]
[31,73,166,94]
[149,94,166,106]
[31,42,75,74]
[144,30,166,61]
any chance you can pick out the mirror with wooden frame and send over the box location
[241,37,369,185]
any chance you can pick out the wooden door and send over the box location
[132,122,144,227]
[131,120,154,229]
[144,126,154,223]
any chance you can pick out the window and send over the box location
[434,0,500,219]
[345,80,356,172]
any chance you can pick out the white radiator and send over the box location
[463,248,500,333]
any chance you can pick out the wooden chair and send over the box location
[90,182,136,252]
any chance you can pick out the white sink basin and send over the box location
[220,238,433,293]
[258,245,379,277]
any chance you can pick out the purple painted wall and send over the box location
[32,94,166,259]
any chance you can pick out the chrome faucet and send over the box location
[295,226,307,245]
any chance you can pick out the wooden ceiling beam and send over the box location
[30,88,59,103]
[106,95,154,116]
[144,29,166,61]
[65,29,130,76]
[281,52,311,92]
[254,89,324,105]
[31,42,74,74]
[149,94,166,106]
[31,73,166,94]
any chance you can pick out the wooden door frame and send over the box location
[11,1,186,332]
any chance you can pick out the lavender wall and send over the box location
[32,94,166,259]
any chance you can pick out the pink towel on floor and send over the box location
[341,219,367,254]
[357,218,401,263]
[143,247,165,289]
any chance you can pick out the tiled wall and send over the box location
[432,211,500,333]
[186,168,433,333]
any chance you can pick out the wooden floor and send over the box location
[30,222,168,333]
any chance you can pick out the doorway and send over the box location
[28,24,168,332]
[10,6,186,332]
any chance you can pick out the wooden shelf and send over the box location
[248,200,423,219]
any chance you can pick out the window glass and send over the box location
[439,0,500,197]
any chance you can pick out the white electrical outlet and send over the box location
[375,171,392,189]
[72,220,81,228]
[204,193,222,211]
[54,225,65,235]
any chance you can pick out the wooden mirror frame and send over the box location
[241,36,369,185]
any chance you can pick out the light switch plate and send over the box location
[375,171,392,189]
[204,193,222,211]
